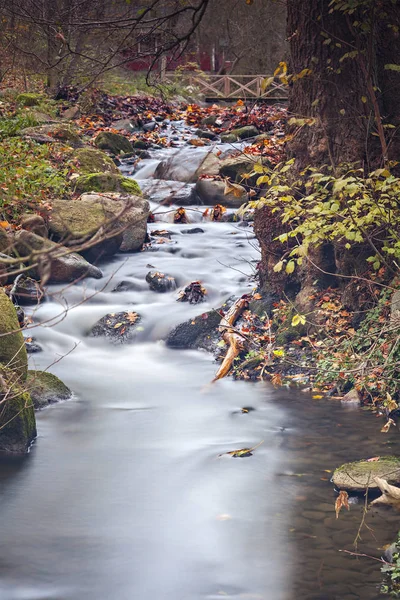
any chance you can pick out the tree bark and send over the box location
[287,0,370,168]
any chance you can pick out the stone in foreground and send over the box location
[0,366,36,454]
[332,456,400,492]
[27,370,72,409]
[0,289,28,381]
[89,311,141,344]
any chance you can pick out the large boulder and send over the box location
[74,173,141,196]
[72,148,119,175]
[219,155,270,185]
[95,131,134,155]
[14,230,103,283]
[19,124,83,148]
[0,290,28,381]
[49,192,149,254]
[26,370,72,409]
[0,366,36,454]
[332,456,400,492]
[166,309,222,352]
[154,149,220,183]
[195,178,247,208]
[89,310,141,344]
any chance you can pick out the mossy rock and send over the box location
[27,370,72,409]
[219,155,270,184]
[221,133,238,143]
[73,148,119,175]
[0,365,36,454]
[230,125,259,140]
[95,131,134,155]
[0,227,11,252]
[0,289,28,381]
[16,93,43,107]
[332,456,400,492]
[74,173,142,195]
[19,124,83,148]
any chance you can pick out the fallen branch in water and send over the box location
[212,295,250,382]
[370,477,400,510]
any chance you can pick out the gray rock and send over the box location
[332,456,400,491]
[182,227,205,234]
[12,277,42,305]
[146,271,177,293]
[154,149,220,183]
[21,214,48,238]
[166,308,222,351]
[195,178,247,207]
[26,370,72,409]
[196,129,218,140]
[112,280,142,293]
[14,230,103,284]
[89,310,141,344]
[19,124,83,148]
[0,367,36,455]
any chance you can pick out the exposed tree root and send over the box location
[370,477,400,510]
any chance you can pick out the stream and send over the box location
[0,127,398,600]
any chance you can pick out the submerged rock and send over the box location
[182,227,204,234]
[95,131,134,155]
[0,366,36,454]
[146,270,177,293]
[89,310,141,344]
[27,370,72,409]
[0,289,28,381]
[332,456,400,492]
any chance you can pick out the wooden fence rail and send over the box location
[163,73,288,102]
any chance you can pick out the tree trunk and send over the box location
[287,0,369,168]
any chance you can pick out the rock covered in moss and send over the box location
[230,125,259,140]
[74,172,141,195]
[14,230,103,283]
[332,456,400,492]
[19,124,83,147]
[95,131,134,155]
[16,92,42,107]
[89,310,141,344]
[72,148,119,175]
[219,155,270,185]
[26,370,72,409]
[221,133,238,143]
[0,289,28,381]
[0,365,36,454]
[49,192,149,253]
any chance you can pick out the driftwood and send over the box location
[370,477,400,510]
[212,296,249,382]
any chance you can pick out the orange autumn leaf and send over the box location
[335,490,350,519]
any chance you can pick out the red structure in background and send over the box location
[126,39,229,73]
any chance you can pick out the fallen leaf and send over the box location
[335,490,350,518]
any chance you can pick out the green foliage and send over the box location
[382,533,400,597]
[253,160,400,274]
[0,138,71,222]
[0,113,40,139]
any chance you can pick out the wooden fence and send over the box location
[163,73,288,102]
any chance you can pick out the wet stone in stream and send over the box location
[89,310,141,344]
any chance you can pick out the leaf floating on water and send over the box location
[381,418,396,433]
[335,490,350,519]
[219,440,264,458]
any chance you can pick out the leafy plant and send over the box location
[382,532,400,597]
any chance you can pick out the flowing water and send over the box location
[0,128,398,600]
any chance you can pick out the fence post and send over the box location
[224,76,230,97]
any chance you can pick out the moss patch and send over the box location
[332,456,400,491]
[73,148,118,174]
[0,365,36,454]
[16,93,43,107]
[95,131,134,155]
[74,173,141,195]
[27,370,72,409]
[0,290,28,381]
[19,124,83,148]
